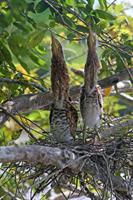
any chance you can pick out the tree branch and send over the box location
[0,145,65,166]
[0,68,132,126]
[71,67,133,88]
[0,92,53,125]
[116,93,133,107]
[44,0,84,36]
[0,78,47,92]
[0,143,132,199]
[101,119,133,139]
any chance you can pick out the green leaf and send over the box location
[116,55,124,71]
[98,0,107,9]
[56,15,74,27]
[13,22,31,32]
[8,31,27,57]
[0,42,16,71]
[35,1,49,13]
[28,29,46,48]
[95,9,116,20]
[102,48,112,59]
[76,25,89,33]
[25,0,33,2]
[10,0,27,22]
[65,0,75,6]
[0,11,13,28]
[0,43,12,62]
[94,19,108,32]
[29,51,40,64]
[87,0,95,9]
[67,33,75,40]
[28,9,51,26]
[17,58,30,72]
[49,20,56,28]
[29,51,45,66]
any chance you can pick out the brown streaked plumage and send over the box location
[50,34,78,143]
[80,28,103,142]
[84,29,101,94]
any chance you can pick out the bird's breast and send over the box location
[80,97,101,128]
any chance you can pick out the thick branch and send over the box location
[0,92,53,125]
[71,67,133,88]
[99,68,133,88]
[0,145,65,166]
[0,68,132,126]
[0,88,80,126]
[116,93,133,107]
[0,144,131,198]
[101,119,133,139]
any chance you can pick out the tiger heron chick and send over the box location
[80,29,103,142]
[50,35,78,143]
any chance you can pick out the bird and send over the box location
[80,85,103,142]
[50,34,78,143]
[80,28,103,142]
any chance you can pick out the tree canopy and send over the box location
[0,0,133,199]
